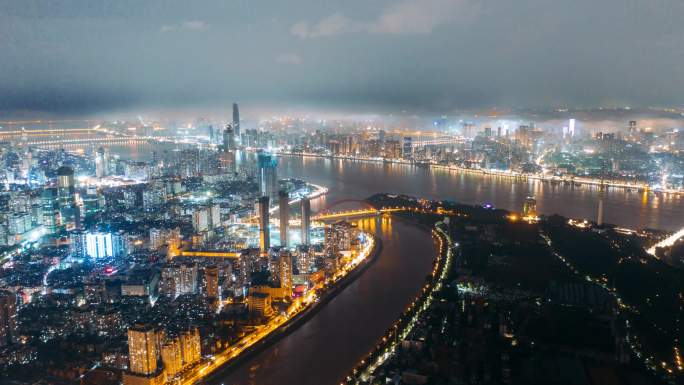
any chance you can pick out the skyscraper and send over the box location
[569,118,576,137]
[300,198,311,246]
[95,147,107,178]
[257,196,270,253]
[0,290,17,346]
[223,124,236,151]
[629,120,638,138]
[57,166,75,208]
[57,166,79,229]
[278,190,289,247]
[257,153,278,201]
[232,102,240,140]
[41,187,60,233]
[402,137,413,158]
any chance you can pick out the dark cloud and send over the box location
[0,0,683,115]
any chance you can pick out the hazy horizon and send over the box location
[2,0,684,116]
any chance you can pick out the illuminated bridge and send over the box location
[313,207,405,220]
[0,127,100,139]
[183,205,424,257]
[19,136,170,147]
[312,200,440,221]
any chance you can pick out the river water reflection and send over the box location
[278,155,684,231]
[106,146,684,384]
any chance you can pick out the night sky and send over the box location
[1,0,683,114]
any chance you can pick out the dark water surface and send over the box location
[106,147,684,384]
[279,155,684,231]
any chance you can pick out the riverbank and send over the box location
[201,234,383,384]
[344,220,454,384]
[277,151,680,196]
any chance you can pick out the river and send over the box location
[105,145,684,384]
[209,217,434,385]
[276,155,684,231]
[109,144,684,231]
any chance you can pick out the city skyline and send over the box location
[2,1,684,384]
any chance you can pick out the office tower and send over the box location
[203,265,219,299]
[0,290,17,346]
[569,118,576,137]
[629,120,637,137]
[522,196,537,217]
[279,250,293,295]
[278,190,289,247]
[232,102,240,140]
[41,187,60,233]
[57,166,75,207]
[257,153,278,200]
[179,328,201,367]
[20,149,32,179]
[257,196,270,253]
[300,198,311,246]
[57,166,78,229]
[161,338,182,379]
[83,186,99,219]
[223,124,235,151]
[402,137,413,158]
[95,147,107,178]
[124,324,164,385]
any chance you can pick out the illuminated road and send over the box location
[647,227,684,256]
[178,235,376,385]
[210,217,437,385]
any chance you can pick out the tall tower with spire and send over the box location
[232,103,240,141]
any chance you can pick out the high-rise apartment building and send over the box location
[279,250,293,296]
[160,338,182,380]
[203,265,219,299]
[123,324,164,385]
[179,328,201,367]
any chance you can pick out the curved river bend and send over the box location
[104,147,684,384]
[211,217,434,385]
